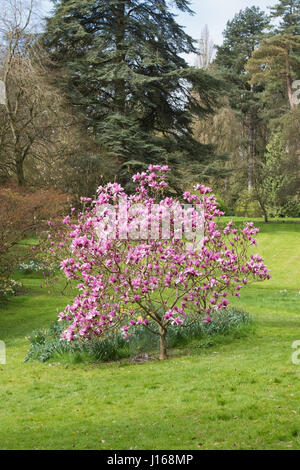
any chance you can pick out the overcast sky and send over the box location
[39,0,279,63]
[177,0,278,44]
[40,0,278,44]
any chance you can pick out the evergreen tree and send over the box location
[254,132,300,219]
[215,7,269,189]
[43,0,222,190]
[270,0,300,35]
[246,34,300,111]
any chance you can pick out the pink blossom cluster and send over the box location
[48,165,270,343]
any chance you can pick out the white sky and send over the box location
[175,0,278,45]
[39,0,279,63]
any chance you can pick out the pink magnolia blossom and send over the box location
[48,165,270,359]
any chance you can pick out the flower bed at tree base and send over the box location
[25,308,252,364]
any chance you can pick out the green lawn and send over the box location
[0,222,299,450]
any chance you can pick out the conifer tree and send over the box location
[43,0,222,190]
[270,0,300,35]
[254,132,300,219]
[246,34,300,110]
[215,7,269,190]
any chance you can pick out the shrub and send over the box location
[17,259,58,275]
[235,189,263,218]
[0,277,22,299]
[0,185,69,285]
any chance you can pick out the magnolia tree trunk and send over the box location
[159,326,168,360]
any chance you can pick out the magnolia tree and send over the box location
[49,165,270,359]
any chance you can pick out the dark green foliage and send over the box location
[270,0,300,35]
[215,7,270,190]
[216,7,269,76]
[43,0,222,190]
[215,6,269,121]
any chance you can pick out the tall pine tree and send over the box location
[245,0,300,123]
[215,7,269,190]
[270,0,300,35]
[246,34,300,111]
[43,0,222,190]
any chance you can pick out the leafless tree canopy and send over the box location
[195,25,215,70]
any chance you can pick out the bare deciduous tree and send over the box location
[0,0,77,186]
[195,25,215,70]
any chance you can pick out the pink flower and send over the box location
[51,164,269,354]
[204,316,212,323]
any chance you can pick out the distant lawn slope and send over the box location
[0,222,299,450]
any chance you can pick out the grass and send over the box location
[0,222,300,450]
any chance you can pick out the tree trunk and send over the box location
[263,208,268,223]
[248,84,255,191]
[257,191,268,223]
[115,2,126,114]
[16,158,25,186]
[159,326,168,360]
[248,120,254,190]
[286,54,295,110]
[253,177,268,223]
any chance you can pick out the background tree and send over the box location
[243,0,300,218]
[195,25,215,69]
[270,0,300,35]
[0,0,67,185]
[0,0,37,185]
[253,132,300,220]
[0,184,69,277]
[0,0,112,194]
[43,0,222,192]
[193,101,243,210]
[246,34,300,111]
[215,6,270,191]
